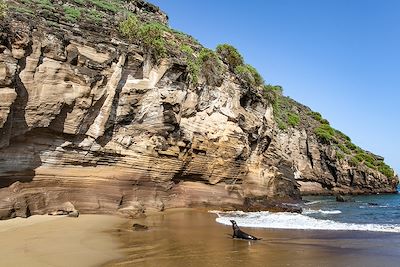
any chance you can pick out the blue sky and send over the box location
[151,0,399,175]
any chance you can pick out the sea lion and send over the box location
[230,220,260,240]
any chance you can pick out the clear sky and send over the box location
[151,0,399,175]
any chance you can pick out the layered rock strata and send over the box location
[0,1,397,219]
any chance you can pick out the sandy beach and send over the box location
[1,210,399,267]
[0,214,128,267]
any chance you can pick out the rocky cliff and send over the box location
[0,0,397,219]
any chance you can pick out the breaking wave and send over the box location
[302,209,342,215]
[303,200,322,205]
[212,211,400,233]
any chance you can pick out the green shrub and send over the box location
[13,6,34,15]
[235,65,253,84]
[378,164,394,178]
[47,20,58,27]
[198,48,219,63]
[321,118,329,124]
[64,6,81,22]
[88,8,102,24]
[287,112,300,127]
[180,45,200,84]
[310,111,322,120]
[235,64,264,87]
[180,44,193,55]
[336,151,345,161]
[119,15,140,40]
[309,111,330,124]
[355,152,375,165]
[198,48,222,84]
[349,156,359,166]
[36,0,53,10]
[272,96,291,130]
[364,161,376,169]
[0,0,7,18]
[139,22,168,60]
[88,0,120,13]
[263,84,282,105]
[119,16,169,61]
[171,29,200,46]
[216,44,244,70]
[74,0,84,4]
[314,124,336,143]
[335,130,351,142]
[351,150,394,177]
[345,140,357,151]
[246,64,263,86]
[277,120,287,130]
[338,143,351,154]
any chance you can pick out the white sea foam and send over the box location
[212,211,400,233]
[359,204,389,208]
[302,209,342,215]
[303,200,322,205]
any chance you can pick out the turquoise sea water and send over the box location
[302,190,400,226]
[214,187,400,233]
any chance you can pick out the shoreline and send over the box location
[107,209,400,267]
[0,209,399,267]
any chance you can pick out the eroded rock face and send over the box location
[0,7,397,219]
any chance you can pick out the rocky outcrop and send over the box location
[0,0,397,219]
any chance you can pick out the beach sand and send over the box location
[0,214,128,267]
[107,209,400,267]
[1,210,399,267]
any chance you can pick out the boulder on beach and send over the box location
[335,195,353,202]
[48,202,79,217]
[132,223,148,231]
[67,210,80,218]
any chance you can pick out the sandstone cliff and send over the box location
[0,0,397,219]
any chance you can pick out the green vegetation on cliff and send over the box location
[234,64,264,87]
[63,5,81,22]
[310,113,395,178]
[119,15,168,60]
[315,124,336,143]
[216,44,244,71]
[263,84,282,105]
[0,0,7,18]
[180,45,199,83]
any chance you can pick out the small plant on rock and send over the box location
[234,64,263,87]
[198,48,222,85]
[287,112,300,127]
[216,43,244,71]
[138,22,168,60]
[0,0,7,19]
[64,6,81,22]
[263,84,282,105]
[314,124,336,143]
[119,15,140,41]
[119,15,170,61]
[180,44,200,84]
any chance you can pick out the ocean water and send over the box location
[214,188,400,233]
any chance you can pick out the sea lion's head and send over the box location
[230,220,240,231]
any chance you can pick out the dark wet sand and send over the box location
[107,209,400,267]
